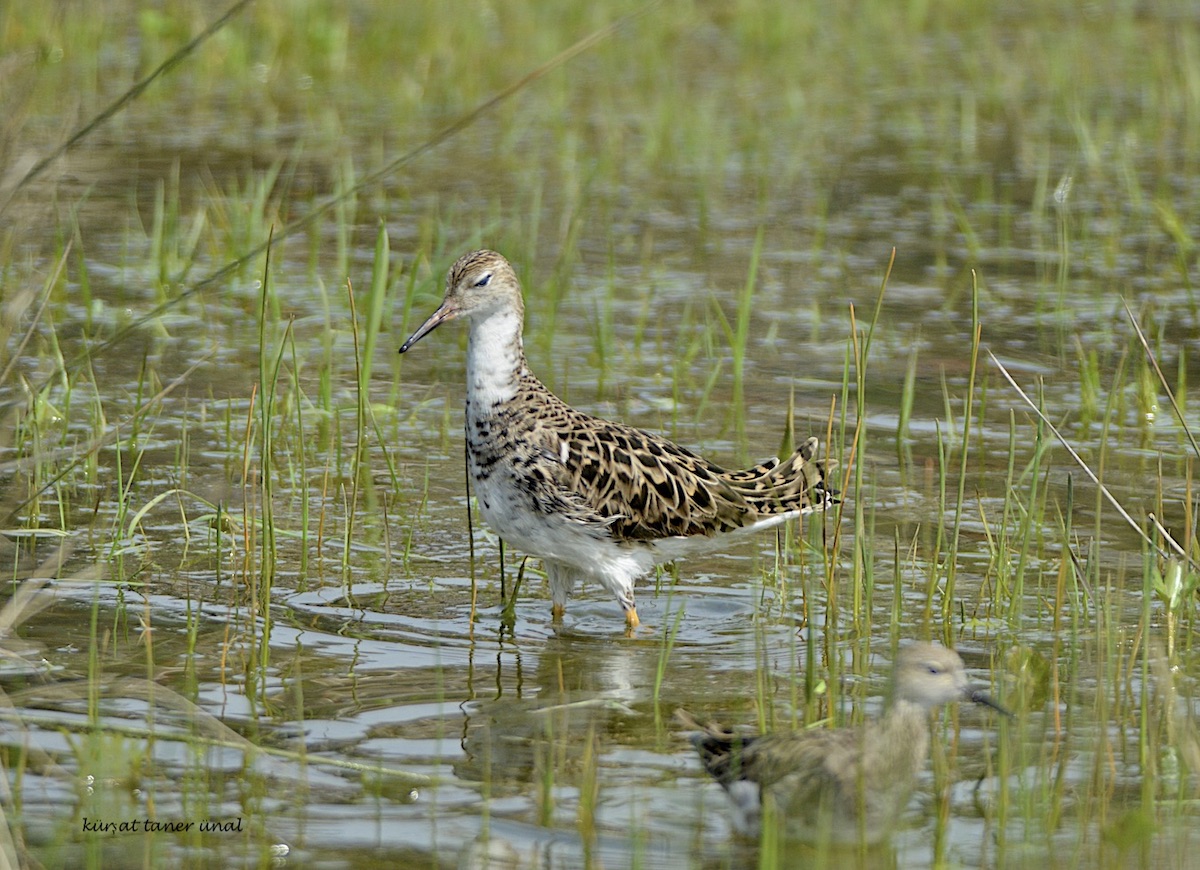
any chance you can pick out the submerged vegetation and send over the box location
[0,0,1199,866]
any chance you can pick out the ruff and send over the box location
[677,642,1009,845]
[399,249,837,629]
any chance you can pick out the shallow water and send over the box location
[4,2,1200,868]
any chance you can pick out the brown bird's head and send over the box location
[399,250,523,353]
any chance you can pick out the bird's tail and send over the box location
[724,436,839,516]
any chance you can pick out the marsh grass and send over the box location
[3,0,1200,867]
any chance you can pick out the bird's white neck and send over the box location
[465,306,526,410]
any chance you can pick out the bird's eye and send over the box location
[473,272,492,287]
[926,665,942,675]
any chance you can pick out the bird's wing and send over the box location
[529,382,833,541]
[525,388,752,540]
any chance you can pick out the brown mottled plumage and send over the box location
[400,250,837,628]
[677,643,1008,845]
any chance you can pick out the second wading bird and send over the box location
[399,250,837,629]
[676,642,1010,845]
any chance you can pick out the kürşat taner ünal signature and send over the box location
[82,818,243,834]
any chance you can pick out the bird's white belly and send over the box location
[473,471,590,557]
[470,466,653,580]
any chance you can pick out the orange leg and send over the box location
[551,602,565,622]
[625,607,640,629]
